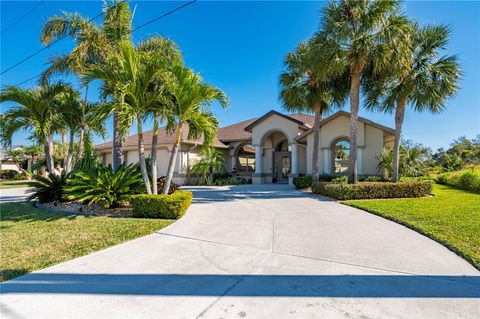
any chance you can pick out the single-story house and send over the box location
[95,110,395,185]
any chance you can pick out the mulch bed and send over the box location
[38,201,133,218]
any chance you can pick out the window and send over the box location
[237,144,255,172]
[332,139,350,174]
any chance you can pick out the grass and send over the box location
[0,180,32,189]
[342,184,480,270]
[0,202,174,282]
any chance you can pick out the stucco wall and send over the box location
[305,115,384,176]
[251,114,301,145]
[362,125,384,175]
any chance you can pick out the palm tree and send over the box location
[83,38,180,193]
[366,24,461,182]
[279,39,348,181]
[24,144,43,171]
[0,82,70,175]
[321,0,410,183]
[162,65,228,194]
[57,88,106,173]
[41,0,133,171]
[191,147,226,178]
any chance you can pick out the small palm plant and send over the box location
[65,164,143,208]
[27,173,68,203]
[191,147,226,183]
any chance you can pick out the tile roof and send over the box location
[95,112,315,151]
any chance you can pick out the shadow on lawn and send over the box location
[0,202,77,223]
[2,273,479,298]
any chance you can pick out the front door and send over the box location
[273,151,291,183]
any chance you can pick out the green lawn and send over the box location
[0,180,32,189]
[343,184,480,270]
[0,202,173,282]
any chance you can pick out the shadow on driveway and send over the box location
[2,273,479,298]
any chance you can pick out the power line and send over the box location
[11,0,197,86]
[132,0,196,32]
[1,0,44,36]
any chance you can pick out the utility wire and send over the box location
[1,0,44,36]
[11,0,197,86]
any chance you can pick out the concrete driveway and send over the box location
[1,184,479,319]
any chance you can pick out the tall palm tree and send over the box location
[321,0,410,183]
[41,0,133,171]
[162,65,228,194]
[366,24,461,182]
[279,39,348,181]
[83,38,180,193]
[0,83,70,175]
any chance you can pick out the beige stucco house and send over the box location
[95,110,395,185]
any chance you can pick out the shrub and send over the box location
[0,169,19,179]
[331,175,348,183]
[157,177,179,194]
[12,173,28,180]
[293,176,312,189]
[27,173,67,203]
[65,164,144,208]
[311,181,432,200]
[434,168,480,194]
[130,191,193,219]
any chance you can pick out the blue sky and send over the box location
[1,0,479,150]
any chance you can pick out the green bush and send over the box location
[130,191,193,219]
[293,176,312,189]
[65,164,144,208]
[435,168,480,194]
[27,173,67,203]
[331,175,348,183]
[359,175,384,182]
[311,181,432,200]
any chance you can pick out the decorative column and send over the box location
[323,149,331,174]
[357,147,363,175]
[231,155,236,172]
[289,143,298,186]
[253,145,263,184]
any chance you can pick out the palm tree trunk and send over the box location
[348,69,361,184]
[112,107,123,172]
[137,115,152,194]
[78,126,85,156]
[44,135,56,176]
[312,103,322,182]
[163,126,182,194]
[392,97,407,183]
[79,85,89,157]
[65,129,75,174]
[151,112,159,194]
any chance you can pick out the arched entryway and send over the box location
[332,138,350,174]
[257,130,293,184]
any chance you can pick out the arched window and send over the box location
[332,139,350,174]
[236,144,255,172]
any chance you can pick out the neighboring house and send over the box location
[0,146,24,172]
[95,110,395,185]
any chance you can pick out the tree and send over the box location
[191,147,226,180]
[1,83,70,175]
[279,39,348,181]
[82,38,180,193]
[5,147,26,172]
[41,0,133,171]
[321,0,410,183]
[24,144,43,171]
[377,143,426,179]
[57,88,106,173]
[162,65,228,194]
[366,23,461,181]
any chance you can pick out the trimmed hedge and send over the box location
[311,181,432,200]
[130,191,193,219]
[293,176,312,189]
